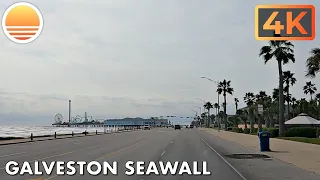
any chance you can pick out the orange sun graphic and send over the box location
[2,2,43,44]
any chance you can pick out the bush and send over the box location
[251,128,258,134]
[243,128,250,134]
[284,127,318,138]
[227,127,233,131]
[263,128,279,138]
[231,127,243,133]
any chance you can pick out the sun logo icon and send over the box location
[2,2,44,44]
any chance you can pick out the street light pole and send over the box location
[195,98,206,127]
[201,77,221,131]
[195,98,206,114]
[191,110,197,117]
[193,106,201,116]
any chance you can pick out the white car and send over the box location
[143,125,150,130]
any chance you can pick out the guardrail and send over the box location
[0,126,146,146]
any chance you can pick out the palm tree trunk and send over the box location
[292,102,295,117]
[287,88,290,120]
[277,60,285,136]
[249,108,254,133]
[318,101,320,119]
[224,94,227,130]
[207,109,210,128]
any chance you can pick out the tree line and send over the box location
[198,34,320,136]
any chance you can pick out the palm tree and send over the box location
[291,97,297,117]
[264,95,273,128]
[236,109,248,129]
[315,93,320,119]
[234,98,239,113]
[259,34,295,136]
[284,91,292,119]
[255,91,268,130]
[204,102,213,128]
[244,92,255,132]
[200,113,206,126]
[306,48,320,78]
[283,71,296,119]
[217,80,234,130]
[303,81,317,100]
[214,103,220,129]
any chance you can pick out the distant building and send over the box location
[104,117,168,127]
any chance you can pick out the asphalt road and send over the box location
[0,128,319,180]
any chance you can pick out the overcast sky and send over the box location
[0,0,319,125]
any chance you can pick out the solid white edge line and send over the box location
[196,133,247,180]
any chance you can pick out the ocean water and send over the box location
[0,126,113,138]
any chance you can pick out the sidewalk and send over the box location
[202,128,320,175]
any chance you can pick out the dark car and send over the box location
[190,125,194,128]
[174,125,181,130]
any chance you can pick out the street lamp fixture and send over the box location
[195,98,205,103]
[201,77,219,85]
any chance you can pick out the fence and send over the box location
[0,126,144,145]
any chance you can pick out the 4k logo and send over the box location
[255,5,315,40]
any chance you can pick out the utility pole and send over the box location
[68,100,71,127]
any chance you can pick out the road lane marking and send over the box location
[196,133,247,180]
[35,145,99,161]
[42,141,145,180]
[95,141,144,160]
[0,145,99,170]
[25,141,142,180]
[44,176,57,180]
[0,152,26,158]
[161,151,166,156]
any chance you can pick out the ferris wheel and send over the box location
[54,113,63,124]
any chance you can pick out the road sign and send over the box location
[258,104,263,114]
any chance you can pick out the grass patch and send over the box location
[278,137,320,145]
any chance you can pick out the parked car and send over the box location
[190,125,194,128]
[144,125,150,130]
[174,125,181,130]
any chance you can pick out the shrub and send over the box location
[227,127,233,131]
[231,127,243,133]
[262,128,279,138]
[284,127,318,138]
[243,128,250,134]
[251,128,258,134]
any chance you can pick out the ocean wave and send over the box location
[0,126,113,138]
